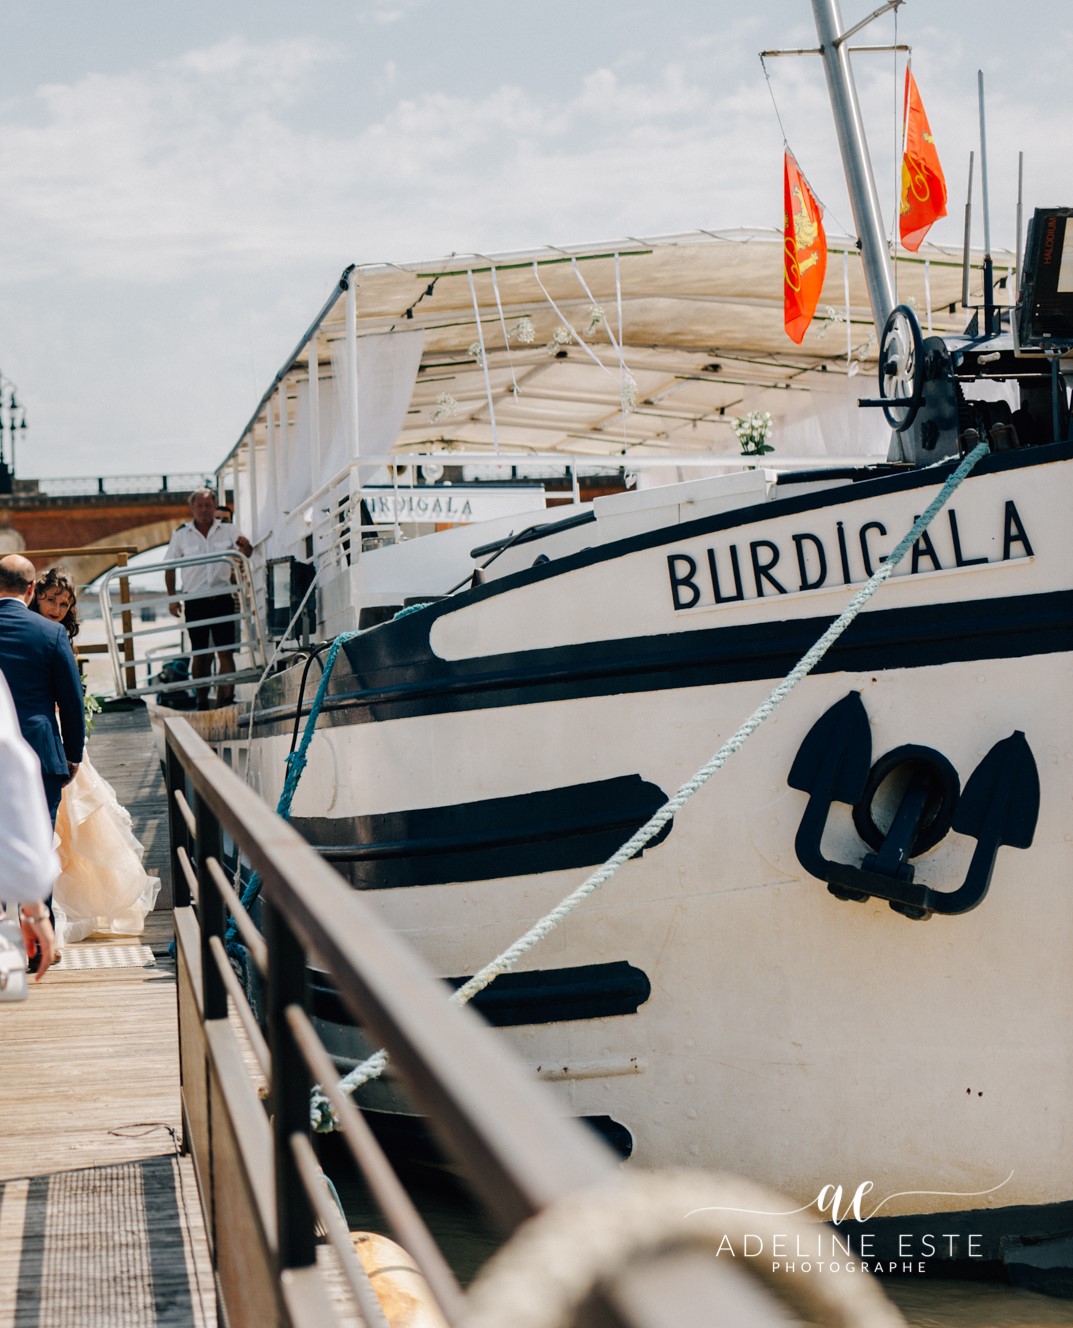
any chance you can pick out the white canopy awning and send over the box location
[222,227,1014,494]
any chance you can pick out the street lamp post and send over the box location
[0,374,27,496]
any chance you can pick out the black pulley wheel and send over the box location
[878,304,925,432]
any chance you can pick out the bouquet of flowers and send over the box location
[83,690,103,736]
[731,410,775,457]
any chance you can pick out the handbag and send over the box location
[0,914,29,1002]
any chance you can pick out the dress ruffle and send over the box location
[52,752,161,947]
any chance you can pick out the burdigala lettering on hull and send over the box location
[367,493,475,520]
[667,501,1033,611]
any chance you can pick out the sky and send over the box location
[0,0,1068,481]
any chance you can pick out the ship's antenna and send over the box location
[961,151,974,313]
[978,70,996,334]
[1012,151,1024,351]
[1014,151,1024,297]
[811,0,899,337]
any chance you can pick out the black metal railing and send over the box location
[164,718,801,1328]
[31,472,209,498]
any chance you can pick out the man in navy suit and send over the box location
[0,554,85,826]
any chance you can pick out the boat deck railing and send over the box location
[238,449,882,589]
[99,551,267,701]
[164,717,802,1328]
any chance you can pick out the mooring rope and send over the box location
[225,629,361,960]
[226,601,436,957]
[464,1170,907,1328]
[307,442,990,1129]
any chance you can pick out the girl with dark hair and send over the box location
[32,568,160,948]
[33,568,80,643]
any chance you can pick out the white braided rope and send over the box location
[532,261,615,376]
[488,265,521,399]
[310,443,989,1127]
[467,269,500,453]
[463,1170,907,1328]
[570,255,632,378]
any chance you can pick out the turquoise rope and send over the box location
[277,631,363,822]
[225,605,433,954]
[310,442,991,1130]
[228,631,361,932]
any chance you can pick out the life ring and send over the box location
[350,1231,449,1328]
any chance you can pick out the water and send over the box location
[886,1281,1073,1326]
[326,1148,1073,1326]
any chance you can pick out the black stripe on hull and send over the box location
[292,775,672,888]
[310,960,651,1027]
[249,444,1072,735]
[838,1199,1073,1290]
[258,589,1073,732]
[344,1106,633,1169]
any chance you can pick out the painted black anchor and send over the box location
[787,692,1040,919]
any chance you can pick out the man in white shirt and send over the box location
[165,488,252,710]
[0,672,60,979]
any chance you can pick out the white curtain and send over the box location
[325,339,352,481]
[326,329,425,477]
[285,380,311,511]
[358,329,425,457]
[251,436,270,534]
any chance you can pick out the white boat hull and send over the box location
[239,445,1072,1233]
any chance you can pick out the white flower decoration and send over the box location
[731,410,775,456]
[431,392,461,424]
[546,325,573,355]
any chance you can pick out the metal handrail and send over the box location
[164,717,791,1328]
[99,551,266,698]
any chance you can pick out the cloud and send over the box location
[0,32,790,294]
[2,11,1067,479]
[360,0,429,26]
[0,37,342,284]
[3,21,1057,294]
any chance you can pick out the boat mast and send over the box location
[811,0,898,336]
[977,70,997,335]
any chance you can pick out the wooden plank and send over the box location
[208,1025,280,1328]
[0,962,182,1178]
[0,1158,216,1328]
[87,704,174,907]
[176,910,213,1255]
[0,711,218,1325]
[0,915,216,1324]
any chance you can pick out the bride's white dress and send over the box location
[52,752,161,947]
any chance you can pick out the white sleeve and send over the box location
[0,677,60,905]
[163,527,185,562]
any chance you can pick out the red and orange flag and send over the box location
[783,151,828,344]
[899,67,947,251]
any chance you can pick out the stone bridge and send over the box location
[0,472,213,584]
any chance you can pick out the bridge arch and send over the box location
[1,490,193,585]
[36,518,185,586]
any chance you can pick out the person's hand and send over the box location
[20,908,57,981]
[66,761,80,782]
[169,601,182,618]
[235,536,252,558]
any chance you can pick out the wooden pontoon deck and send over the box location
[2,704,952,1328]
[0,707,216,1328]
